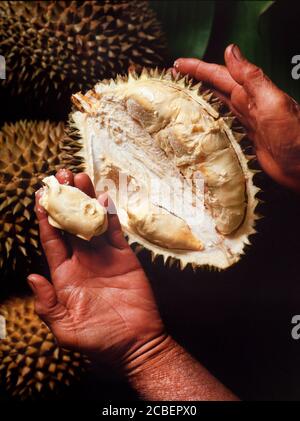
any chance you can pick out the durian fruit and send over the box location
[66,69,260,270]
[0,1,166,104]
[0,296,88,399]
[0,120,83,272]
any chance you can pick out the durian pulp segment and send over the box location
[70,72,259,269]
[40,175,108,241]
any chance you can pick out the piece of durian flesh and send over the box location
[40,176,107,241]
[127,202,203,251]
[69,70,259,269]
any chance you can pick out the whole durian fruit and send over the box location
[0,296,88,399]
[0,1,166,107]
[67,69,260,270]
[0,120,83,273]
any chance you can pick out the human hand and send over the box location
[27,170,238,401]
[27,169,167,369]
[174,44,300,192]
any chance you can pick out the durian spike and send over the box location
[0,296,89,399]
[0,120,80,274]
[0,1,167,107]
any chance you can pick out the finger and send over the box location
[35,189,70,272]
[209,87,252,130]
[173,58,236,95]
[172,67,178,78]
[224,44,275,100]
[230,84,250,114]
[55,168,74,186]
[229,103,253,131]
[27,274,67,323]
[74,173,96,198]
[229,84,255,130]
[65,234,93,256]
[99,193,128,250]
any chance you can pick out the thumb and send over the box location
[27,274,66,323]
[224,44,272,99]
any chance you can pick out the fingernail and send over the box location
[27,276,37,292]
[56,168,71,185]
[173,59,180,69]
[232,44,244,61]
[34,189,46,214]
[35,203,46,215]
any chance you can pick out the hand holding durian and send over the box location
[174,44,300,193]
[31,169,166,366]
[28,169,237,401]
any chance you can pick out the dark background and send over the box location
[1,0,300,401]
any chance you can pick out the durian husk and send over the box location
[0,296,89,399]
[0,1,167,106]
[0,120,84,274]
[65,68,261,271]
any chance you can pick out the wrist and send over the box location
[123,333,176,372]
[122,334,239,401]
[123,333,180,382]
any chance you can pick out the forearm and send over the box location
[125,335,239,401]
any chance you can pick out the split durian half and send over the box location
[0,296,88,399]
[66,69,260,270]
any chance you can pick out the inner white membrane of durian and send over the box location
[71,74,258,269]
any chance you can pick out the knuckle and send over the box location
[195,62,221,84]
[194,61,204,80]
[275,92,292,109]
[35,300,58,321]
[34,301,49,319]
[230,85,248,111]
[209,64,223,83]
[230,86,242,105]
[246,65,264,82]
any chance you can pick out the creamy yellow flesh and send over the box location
[40,176,107,241]
[70,75,258,268]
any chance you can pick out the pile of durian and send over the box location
[0,297,88,399]
[0,0,259,400]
